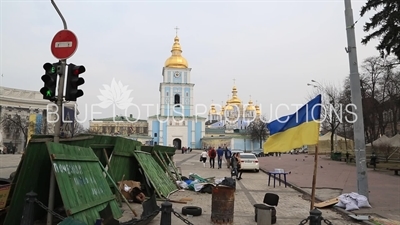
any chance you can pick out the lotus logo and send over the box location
[97,78,134,110]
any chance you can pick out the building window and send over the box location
[166,92,169,96]
[154,133,157,137]
[136,127,140,134]
[174,94,181,106]
[186,92,188,97]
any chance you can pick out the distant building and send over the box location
[0,86,51,153]
[88,34,206,149]
[88,115,151,144]
[147,34,206,149]
[203,84,265,150]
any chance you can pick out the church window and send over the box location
[174,94,181,105]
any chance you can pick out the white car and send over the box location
[232,150,244,154]
[239,153,259,172]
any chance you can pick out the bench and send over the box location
[387,168,400,175]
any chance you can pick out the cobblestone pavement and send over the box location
[120,151,362,225]
[258,153,400,221]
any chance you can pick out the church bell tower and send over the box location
[159,28,194,117]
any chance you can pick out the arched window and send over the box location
[174,94,181,106]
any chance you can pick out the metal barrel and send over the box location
[211,186,235,224]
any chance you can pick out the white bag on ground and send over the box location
[335,192,371,211]
[345,197,360,211]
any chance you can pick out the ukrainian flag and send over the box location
[263,95,322,153]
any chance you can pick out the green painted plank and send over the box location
[67,195,115,215]
[113,151,135,157]
[133,151,177,198]
[51,154,98,162]
[47,142,122,224]
[90,144,115,148]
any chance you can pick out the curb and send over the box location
[259,168,376,225]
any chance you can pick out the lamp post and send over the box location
[307,80,338,154]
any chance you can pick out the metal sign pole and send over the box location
[47,1,67,224]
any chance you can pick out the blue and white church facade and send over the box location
[147,35,206,149]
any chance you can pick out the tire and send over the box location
[255,169,259,173]
[182,206,202,216]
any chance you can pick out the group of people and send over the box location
[199,146,243,180]
[181,146,192,154]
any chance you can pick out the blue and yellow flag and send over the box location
[263,94,322,153]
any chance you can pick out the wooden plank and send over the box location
[46,142,122,224]
[29,138,53,143]
[90,144,115,149]
[66,195,115,215]
[113,151,135,157]
[314,197,339,208]
[50,154,98,162]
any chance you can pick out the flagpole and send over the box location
[310,144,319,210]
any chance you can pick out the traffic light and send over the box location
[65,63,85,101]
[40,62,60,101]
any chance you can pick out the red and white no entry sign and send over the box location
[51,29,78,60]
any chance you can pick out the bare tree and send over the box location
[1,113,32,149]
[309,82,342,153]
[247,116,268,149]
[360,56,400,142]
[337,77,354,150]
[72,120,86,136]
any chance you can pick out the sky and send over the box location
[1,0,380,127]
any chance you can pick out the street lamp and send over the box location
[307,80,338,153]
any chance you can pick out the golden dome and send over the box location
[209,104,218,115]
[227,85,242,104]
[246,100,256,111]
[164,36,188,68]
[255,105,261,115]
[220,106,225,115]
[225,104,234,111]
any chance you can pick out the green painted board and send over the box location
[133,151,178,198]
[47,142,122,224]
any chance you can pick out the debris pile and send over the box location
[176,173,236,193]
[334,192,372,211]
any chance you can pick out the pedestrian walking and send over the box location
[235,153,243,180]
[216,146,224,169]
[200,150,208,167]
[224,147,232,168]
[208,147,216,168]
[370,152,378,170]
